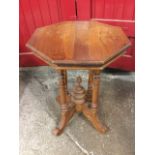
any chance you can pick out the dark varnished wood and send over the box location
[26,21,130,70]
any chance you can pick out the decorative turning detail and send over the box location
[86,71,93,103]
[91,70,101,113]
[53,70,75,136]
[71,76,86,112]
[53,71,107,136]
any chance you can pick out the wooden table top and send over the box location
[26,21,131,70]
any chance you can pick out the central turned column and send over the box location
[71,76,86,112]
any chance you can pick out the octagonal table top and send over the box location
[26,21,131,70]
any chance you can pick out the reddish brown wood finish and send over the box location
[54,74,107,135]
[86,71,93,102]
[26,21,130,135]
[26,21,130,70]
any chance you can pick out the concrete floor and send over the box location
[19,66,135,155]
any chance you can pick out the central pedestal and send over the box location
[52,70,108,136]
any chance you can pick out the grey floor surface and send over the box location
[19,66,135,155]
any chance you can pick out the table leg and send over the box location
[83,70,107,133]
[56,70,69,105]
[91,70,100,113]
[64,70,68,95]
[53,70,107,135]
[53,70,75,136]
[86,70,93,103]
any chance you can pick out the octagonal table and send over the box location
[26,21,131,136]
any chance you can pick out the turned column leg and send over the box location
[83,70,107,133]
[53,70,75,136]
[56,70,71,104]
[63,70,68,95]
[91,70,101,114]
[86,70,93,103]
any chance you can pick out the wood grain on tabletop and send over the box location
[26,21,130,64]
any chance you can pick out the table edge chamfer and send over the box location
[26,42,131,70]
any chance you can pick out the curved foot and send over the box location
[52,108,75,136]
[83,105,108,133]
[52,128,63,136]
